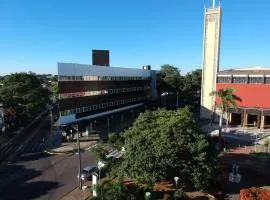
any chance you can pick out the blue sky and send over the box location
[0,0,270,75]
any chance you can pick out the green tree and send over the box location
[159,64,181,92]
[90,180,136,200]
[210,88,242,140]
[180,69,202,112]
[51,83,59,99]
[92,144,109,161]
[50,75,58,82]
[108,132,125,150]
[0,73,50,123]
[111,108,217,190]
[158,66,202,111]
[158,65,182,108]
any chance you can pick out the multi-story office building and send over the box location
[57,62,157,127]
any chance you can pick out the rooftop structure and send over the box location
[217,66,270,75]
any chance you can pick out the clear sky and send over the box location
[1,0,270,75]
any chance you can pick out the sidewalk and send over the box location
[45,135,99,154]
[61,181,92,200]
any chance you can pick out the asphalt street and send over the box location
[0,115,97,200]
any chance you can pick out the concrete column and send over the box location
[85,127,89,136]
[121,112,124,122]
[107,117,110,128]
[89,121,93,133]
[257,115,260,128]
[85,121,92,136]
[260,115,265,131]
[228,113,232,124]
[240,113,244,126]
[243,111,247,127]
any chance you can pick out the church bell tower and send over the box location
[200,0,222,120]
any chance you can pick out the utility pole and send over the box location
[76,124,82,190]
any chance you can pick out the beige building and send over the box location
[200,1,222,120]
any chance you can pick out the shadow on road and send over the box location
[15,152,52,163]
[0,163,60,200]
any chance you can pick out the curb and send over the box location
[207,194,217,200]
[43,149,68,155]
[87,143,98,150]
[44,142,98,155]
[60,185,92,200]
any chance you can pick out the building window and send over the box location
[58,75,150,81]
[265,77,270,84]
[233,77,247,84]
[60,111,65,116]
[217,76,231,83]
[249,77,264,84]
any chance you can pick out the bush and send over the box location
[173,188,188,200]
[108,132,125,150]
[91,144,109,161]
[240,187,270,200]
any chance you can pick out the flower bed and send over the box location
[240,187,270,200]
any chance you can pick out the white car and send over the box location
[208,129,219,136]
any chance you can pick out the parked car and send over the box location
[77,165,98,181]
[208,129,219,136]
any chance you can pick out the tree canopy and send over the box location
[159,64,182,93]
[51,83,59,99]
[157,65,202,112]
[110,108,217,190]
[0,73,50,116]
[91,180,137,200]
[180,69,202,111]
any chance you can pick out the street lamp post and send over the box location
[174,176,179,189]
[98,161,105,184]
[76,125,82,190]
[82,185,87,200]
[145,192,151,199]
[173,176,180,200]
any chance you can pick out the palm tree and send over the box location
[210,88,242,142]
